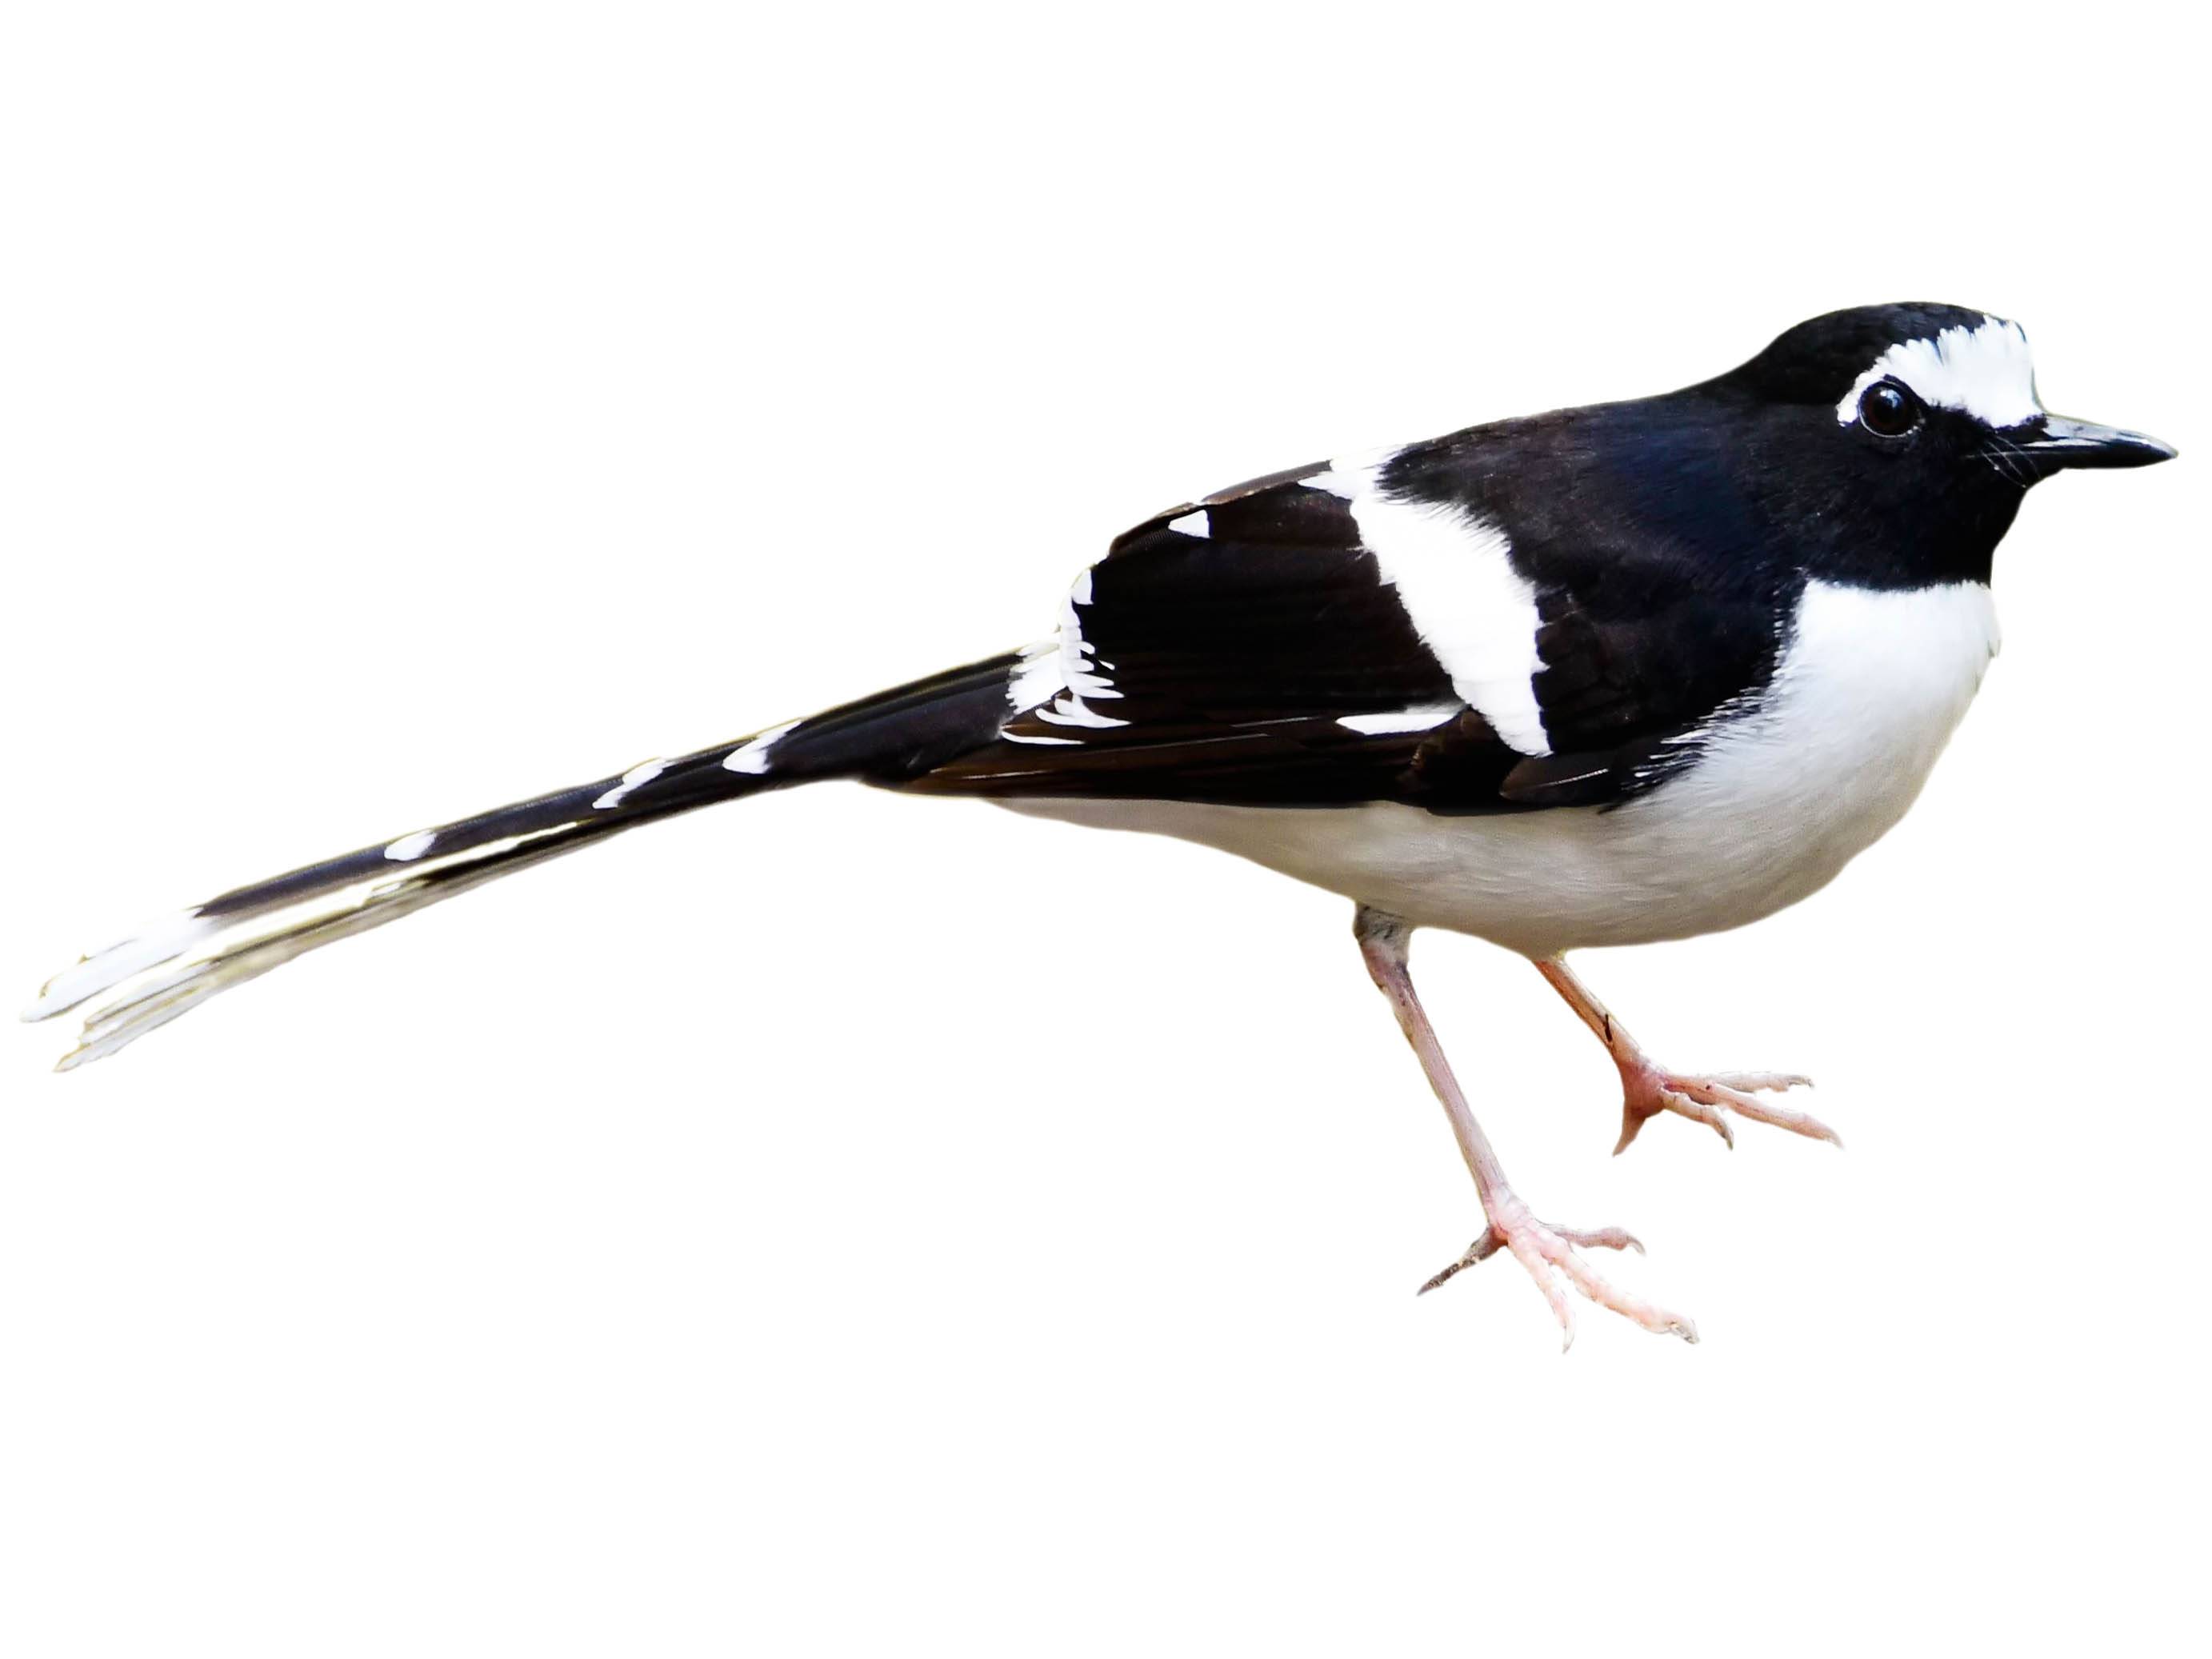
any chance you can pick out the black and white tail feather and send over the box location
[24,647,1047,1069]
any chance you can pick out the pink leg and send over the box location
[1534,957,1840,1156]
[1355,908,1696,1349]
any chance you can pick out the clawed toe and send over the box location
[1530,958,1840,1160]
[1551,1222,1643,1255]
[1616,1068,1838,1154]
[1418,1201,1694,1350]
[1707,1071,1814,1094]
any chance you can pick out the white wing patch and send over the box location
[1298,443,1398,502]
[1336,702,1462,736]
[1034,567,1129,730]
[1323,459,1551,757]
[1836,314,2040,429]
[1006,641,1064,712]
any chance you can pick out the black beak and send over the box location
[2009,414,2178,477]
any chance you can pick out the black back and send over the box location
[911,303,2039,814]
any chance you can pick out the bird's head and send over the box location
[1707,302,2174,586]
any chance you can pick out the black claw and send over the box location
[1418,1233,1496,1295]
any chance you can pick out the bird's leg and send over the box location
[1533,956,1838,1156]
[1353,907,1696,1349]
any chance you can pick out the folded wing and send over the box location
[910,436,1781,814]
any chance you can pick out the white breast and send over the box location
[1000,580,2002,956]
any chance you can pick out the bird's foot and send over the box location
[1418,1193,1698,1349]
[1615,1063,1835,1155]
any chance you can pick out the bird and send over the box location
[22,302,2175,1346]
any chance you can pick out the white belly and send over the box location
[998,579,2002,956]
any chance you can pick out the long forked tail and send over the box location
[23,650,1039,1070]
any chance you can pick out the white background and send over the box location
[2,4,2202,1654]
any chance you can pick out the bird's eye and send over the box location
[1858,379,1922,438]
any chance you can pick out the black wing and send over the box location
[909,425,1787,814]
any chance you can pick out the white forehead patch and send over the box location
[1834,315,2040,430]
